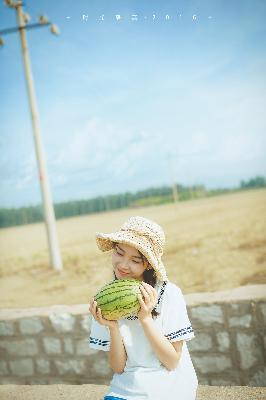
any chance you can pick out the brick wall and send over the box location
[0,285,265,386]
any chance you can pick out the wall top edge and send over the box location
[0,284,265,321]
[185,284,266,306]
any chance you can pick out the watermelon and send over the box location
[94,278,142,320]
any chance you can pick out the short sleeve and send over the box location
[162,283,194,342]
[89,317,110,351]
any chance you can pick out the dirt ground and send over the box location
[0,189,265,309]
[0,384,265,400]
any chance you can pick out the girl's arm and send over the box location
[138,282,183,371]
[108,324,127,374]
[89,298,127,374]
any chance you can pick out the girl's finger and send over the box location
[137,293,145,305]
[142,282,154,296]
[142,282,153,290]
[142,283,155,299]
[145,285,157,303]
[92,300,98,317]
[97,307,103,321]
[140,285,150,300]
[151,289,157,301]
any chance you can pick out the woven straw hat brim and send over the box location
[96,231,168,282]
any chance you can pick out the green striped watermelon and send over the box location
[94,279,142,320]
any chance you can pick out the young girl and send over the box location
[89,216,198,400]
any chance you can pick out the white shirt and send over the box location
[89,281,198,400]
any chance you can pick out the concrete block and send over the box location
[28,378,48,385]
[192,354,232,374]
[210,377,241,386]
[236,332,263,369]
[197,377,209,385]
[249,366,266,386]
[43,337,61,354]
[227,303,252,316]
[9,359,34,377]
[258,303,266,324]
[55,359,86,375]
[190,305,224,327]
[228,314,252,328]
[188,333,212,352]
[63,338,74,354]
[216,331,230,352]
[19,317,44,334]
[0,321,14,336]
[91,356,112,376]
[76,339,96,355]
[49,312,75,333]
[0,338,38,356]
[0,360,8,375]
[81,315,92,333]
[0,377,21,384]
[36,359,50,375]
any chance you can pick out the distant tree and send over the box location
[6,180,261,228]
[240,176,266,189]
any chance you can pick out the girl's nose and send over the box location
[120,259,130,270]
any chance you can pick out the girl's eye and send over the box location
[115,248,123,256]
[115,248,140,263]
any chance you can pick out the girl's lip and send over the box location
[118,269,129,276]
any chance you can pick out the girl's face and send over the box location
[112,242,148,281]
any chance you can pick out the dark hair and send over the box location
[112,243,159,318]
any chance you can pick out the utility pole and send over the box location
[167,152,179,203]
[1,1,62,272]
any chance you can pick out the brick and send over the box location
[49,312,75,333]
[19,317,43,334]
[236,333,263,369]
[190,305,224,327]
[188,333,212,352]
[0,338,38,356]
[0,360,8,375]
[0,321,14,336]
[43,337,61,354]
[80,315,92,333]
[9,359,34,377]
[228,314,252,328]
[192,354,232,374]
[216,331,230,352]
[63,338,74,354]
[55,359,85,375]
[36,359,50,375]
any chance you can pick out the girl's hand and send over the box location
[89,298,118,330]
[137,282,158,323]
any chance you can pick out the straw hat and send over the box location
[95,216,168,282]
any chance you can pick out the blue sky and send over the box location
[0,0,265,208]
